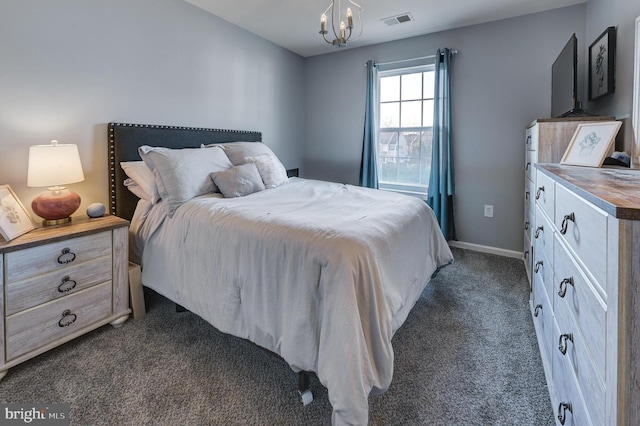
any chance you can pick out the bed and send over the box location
[108,122,453,425]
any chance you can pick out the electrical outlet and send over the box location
[484,205,494,218]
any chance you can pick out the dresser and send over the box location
[530,164,640,425]
[0,215,131,380]
[523,117,614,283]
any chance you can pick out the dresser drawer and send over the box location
[554,235,606,379]
[535,169,555,221]
[532,271,554,369]
[534,205,553,264]
[5,232,112,283]
[5,281,112,360]
[526,124,539,150]
[524,231,532,283]
[526,177,535,217]
[532,245,553,305]
[553,303,604,426]
[5,256,112,315]
[524,201,532,242]
[525,150,535,181]
[552,338,594,426]
[555,184,608,290]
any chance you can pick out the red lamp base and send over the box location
[32,186,81,226]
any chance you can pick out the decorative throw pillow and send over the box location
[210,162,266,198]
[201,141,276,166]
[138,145,233,217]
[244,153,288,189]
[120,161,160,204]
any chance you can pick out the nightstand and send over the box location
[0,215,131,381]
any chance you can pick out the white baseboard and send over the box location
[448,241,523,259]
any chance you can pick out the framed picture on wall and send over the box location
[561,121,622,167]
[589,26,616,101]
[0,184,36,241]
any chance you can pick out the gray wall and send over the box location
[0,0,305,219]
[304,5,587,252]
[585,0,640,153]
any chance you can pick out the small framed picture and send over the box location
[0,185,36,241]
[561,121,622,167]
[589,26,616,101]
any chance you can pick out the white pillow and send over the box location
[201,141,276,166]
[244,153,288,189]
[120,161,160,204]
[123,178,152,202]
[210,162,266,198]
[138,145,233,217]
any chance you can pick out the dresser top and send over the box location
[0,215,129,252]
[537,164,640,220]
[528,116,615,128]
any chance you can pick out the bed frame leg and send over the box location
[298,371,313,406]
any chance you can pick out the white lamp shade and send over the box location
[27,141,85,187]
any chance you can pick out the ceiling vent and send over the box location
[382,13,414,26]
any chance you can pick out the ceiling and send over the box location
[185,0,586,57]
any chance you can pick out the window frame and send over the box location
[376,63,436,199]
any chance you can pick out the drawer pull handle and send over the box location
[57,276,77,293]
[560,213,575,235]
[525,191,530,200]
[558,333,573,355]
[58,310,77,328]
[524,250,529,260]
[534,226,543,239]
[535,186,544,200]
[526,135,531,145]
[557,402,572,425]
[534,260,543,273]
[558,277,574,298]
[525,162,531,171]
[533,304,542,317]
[524,221,529,230]
[57,248,77,264]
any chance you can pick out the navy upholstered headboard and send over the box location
[108,123,262,221]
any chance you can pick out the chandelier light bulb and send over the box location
[320,13,327,33]
[318,0,363,47]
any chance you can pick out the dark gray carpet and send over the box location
[0,248,553,425]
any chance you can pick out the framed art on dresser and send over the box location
[561,121,622,167]
[0,184,35,241]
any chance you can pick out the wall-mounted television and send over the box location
[551,34,582,117]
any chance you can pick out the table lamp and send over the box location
[27,140,85,226]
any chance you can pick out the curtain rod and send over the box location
[367,49,458,67]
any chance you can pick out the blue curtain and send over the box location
[360,60,378,188]
[427,49,456,240]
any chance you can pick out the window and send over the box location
[377,65,435,198]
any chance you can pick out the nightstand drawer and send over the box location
[5,256,112,315]
[5,281,112,360]
[5,232,112,283]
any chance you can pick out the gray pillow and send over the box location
[138,145,233,217]
[202,141,276,166]
[210,162,266,198]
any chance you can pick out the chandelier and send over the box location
[319,0,363,47]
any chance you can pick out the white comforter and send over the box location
[133,178,453,425]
